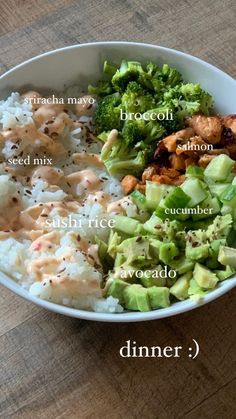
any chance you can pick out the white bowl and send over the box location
[1,41,236,322]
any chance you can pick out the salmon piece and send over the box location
[172,175,186,185]
[198,154,216,167]
[176,136,210,156]
[226,144,236,159]
[159,167,180,178]
[169,154,186,171]
[151,174,185,186]
[162,128,195,152]
[223,115,236,135]
[135,183,146,193]
[142,165,157,182]
[121,175,139,194]
[208,148,229,156]
[186,114,222,144]
[151,174,173,185]
[185,158,198,167]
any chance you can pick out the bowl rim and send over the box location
[0,41,236,322]
[1,41,235,84]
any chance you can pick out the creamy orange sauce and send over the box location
[107,197,126,214]
[66,169,101,191]
[72,152,103,167]
[31,166,64,185]
[0,198,22,230]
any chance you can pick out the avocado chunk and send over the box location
[206,239,226,269]
[114,252,126,267]
[117,236,151,265]
[214,265,236,281]
[159,242,179,264]
[108,230,121,257]
[149,238,162,260]
[185,243,209,262]
[123,284,151,312]
[169,256,194,274]
[218,246,236,268]
[170,272,192,300]
[193,263,218,289]
[188,278,206,297]
[140,265,167,288]
[95,237,113,273]
[107,279,129,304]
[147,286,170,309]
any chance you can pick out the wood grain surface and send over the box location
[0,1,236,418]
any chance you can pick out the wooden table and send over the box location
[0,1,236,418]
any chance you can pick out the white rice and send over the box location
[0,91,124,313]
[0,92,33,129]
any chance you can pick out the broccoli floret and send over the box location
[105,148,146,177]
[122,119,147,146]
[164,83,213,115]
[122,118,165,148]
[103,61,118,77]
[112,60,153,92]
[121,81,156,114]
[146,63,182,95]
[100,131,146,177]
[161,64,183,87]
[158,83,213,129]
[145,120,166,140]
[94,93,122,132]
[88,80,114,97]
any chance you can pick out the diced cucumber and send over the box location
[186,165,204,179]
[133,211,150,223]
[208,183,230,198]
[143,213,163,234]
[192,196,221,220]
[220,185,236,207]
[113,215,141,235]
[204,154,234,181]
[145,181,174,210]
[131,190,148,211]
[221,205,233,216]
[181,178,207,206]
[164,187,191,209]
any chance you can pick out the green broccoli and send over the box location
[122,118,165,148]
[101,132,146,177]
[94,93,123,132]
[121,81,156,114]
[146,63,183,95]
[90,60,213,178]
[164,83,213,118]
[161,64,183,87]
[103,60,119,77]
[88,80,114,97]
[122,119,147,146]
[112,60,153,92]
[105,150,146,177]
